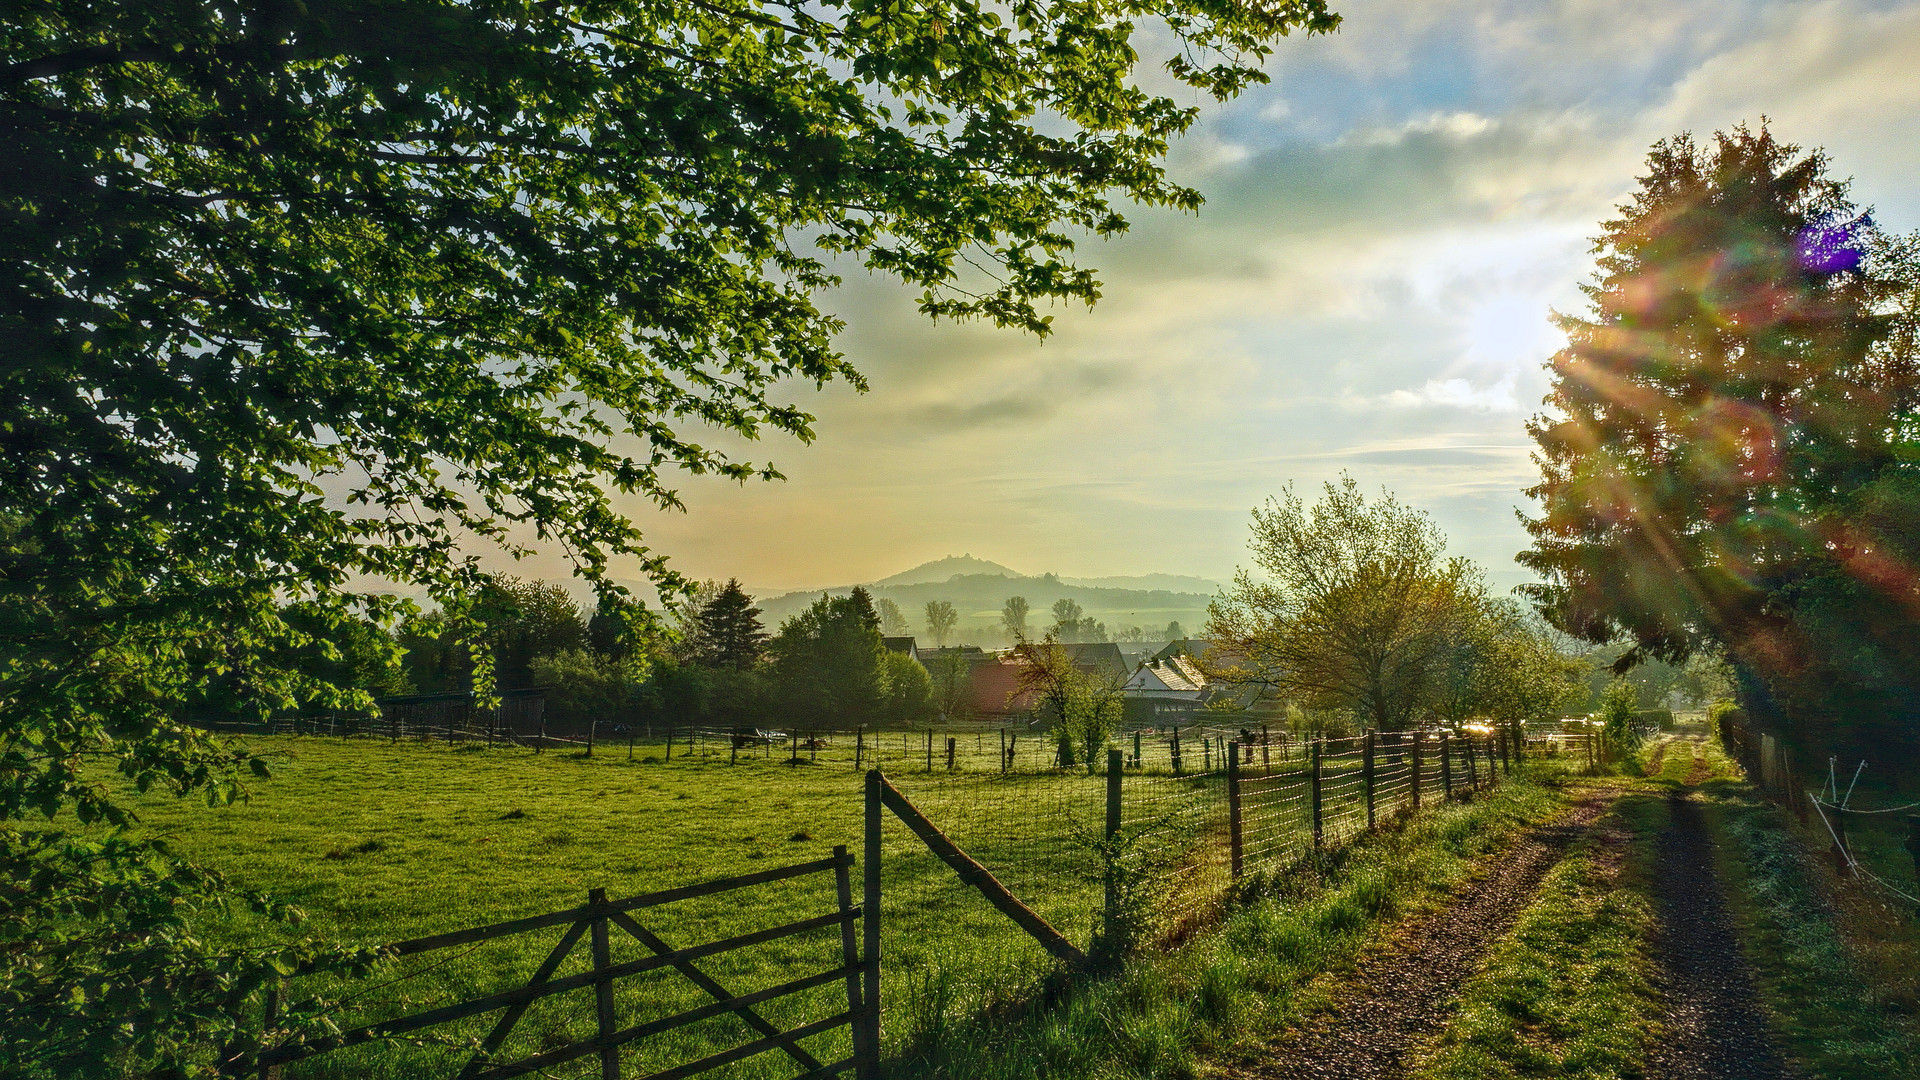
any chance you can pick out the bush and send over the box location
[1597,679,1641,748]
[1635,708,1674,730]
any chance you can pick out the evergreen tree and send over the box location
[691,580,767,672]
[849,586,883,633]
[1520,126,1920,732]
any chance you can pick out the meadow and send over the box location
[108,728,1554,1079]
[119,735,1123,1079]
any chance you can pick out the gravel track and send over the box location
[1235,792,1617,1080]
[1648,743,1791,1080]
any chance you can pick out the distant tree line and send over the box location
[262,578,947,733]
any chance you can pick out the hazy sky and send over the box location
[570,0,1920,598]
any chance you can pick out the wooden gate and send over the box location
[241,849,878,1080]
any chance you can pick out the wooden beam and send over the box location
[872,771,1087,967]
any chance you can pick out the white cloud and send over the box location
[1355,110,1498,145]
[1385,375,1524,412]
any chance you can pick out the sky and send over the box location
[584,0,1920,598]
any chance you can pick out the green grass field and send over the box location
[115,735,1132,1079]
[101,730,1556,1080]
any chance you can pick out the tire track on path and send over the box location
[1648,740,1791,1080]
[1235,791,1618,1080]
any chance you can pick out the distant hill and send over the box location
[1058,573,1222,594]
[870,554,1020,587]
[755,559,1213,647]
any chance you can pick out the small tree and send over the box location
[884,652,936,725]
[1597,678,1642,749]
[927,654,977,722]
[1014,640,1121,772]
[924,600,959,647]
[875,598,911,637]
[1001,596,1031,641]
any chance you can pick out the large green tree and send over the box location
[768,593,891,727]
[687,579,767,672]
[1207,477,1482,732]
[1519,126,1920,735]
[2,0,1338,1069]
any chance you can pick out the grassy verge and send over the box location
[890,767,1576,1080]
[1402,739,1692,1080]
[1408,797,1661,1080]
[1693,736,1920,1078]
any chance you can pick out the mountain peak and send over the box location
[871,554,1022,587]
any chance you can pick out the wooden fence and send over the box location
[236,851,879,1080]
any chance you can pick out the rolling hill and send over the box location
[754,557,1221,646]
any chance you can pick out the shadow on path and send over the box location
[1648,778,1791,1080]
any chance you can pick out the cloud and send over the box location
[1385,375,1524,412]
[1354,110,1498,145]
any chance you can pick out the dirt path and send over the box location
[1648,742,1791,1080]
[1235,791,1618,1080]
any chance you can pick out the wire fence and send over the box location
[204,720,1588,1080]
[1721,716,1920,912]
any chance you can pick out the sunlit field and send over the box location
[117,735,1137,1079]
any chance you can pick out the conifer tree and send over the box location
[691,580,767,672]
[1520,125,1920,727]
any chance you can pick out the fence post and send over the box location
[790,732,798,765]
[1171,726,1183,776]
[585,719,595,759]
[1227,740,1243,879]
[537,712,547,755]
[1904,816,1920,888]
[1310,739,1324,848]
[1363,731,1376,830]
[946,737,956,772]
[999,728,1007,773]
[1411,730,1423,812]
[1440,733,1454,801]
[861,771,883,1080]
[1203,738,1212,773]
[925,729,933,773]
[833,845,866,1078]
[730,734,738,766]
[1105,747,1123,941]
[1463,734,1477,790]
[1132,730,1142,769]
[1262,725,1271,769]
[1486,737,1499,786]
[856,727,865,771]
[588,887,617,1080]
